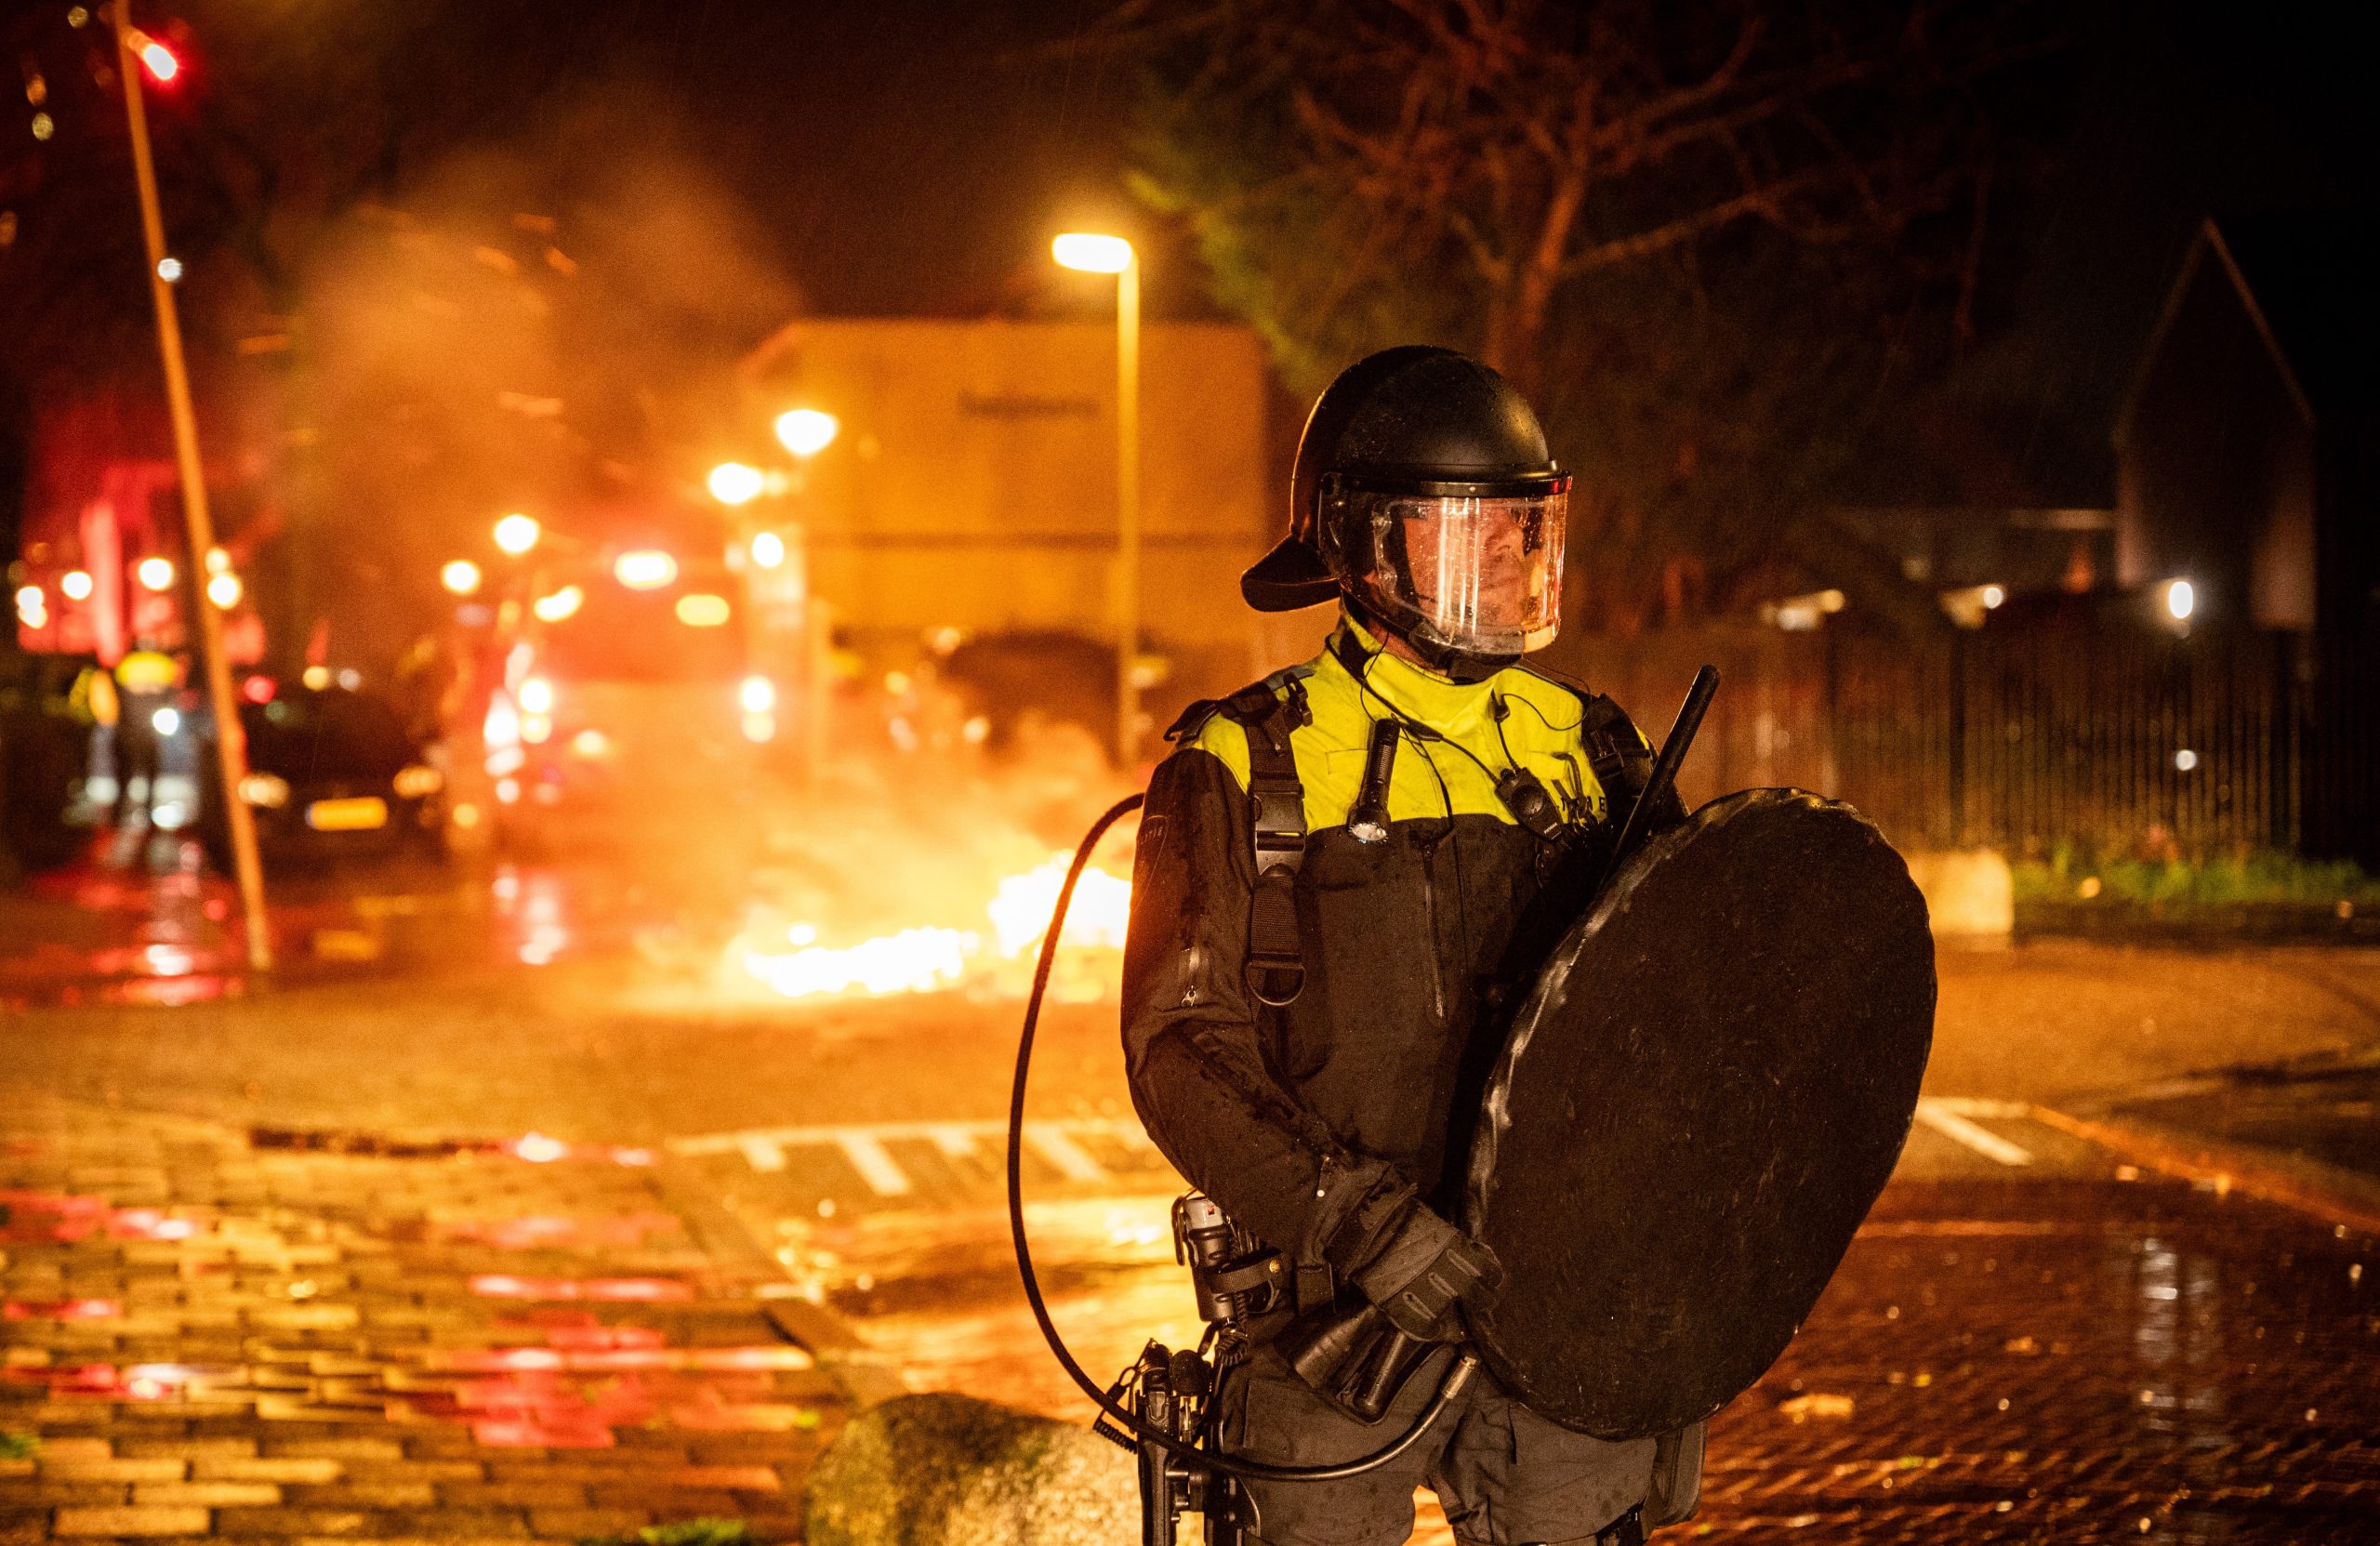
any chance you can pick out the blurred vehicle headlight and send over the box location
[517,677,554,715]
[615,549,677,590]
[239,773,290,808]
[739,674,775,715]
[675,592,731,627]
[392,764,443,799]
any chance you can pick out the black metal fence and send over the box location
[1546,605,2378,866]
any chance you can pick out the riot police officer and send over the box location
[1121,347,1694,1546]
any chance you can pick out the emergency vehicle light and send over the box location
[615,550,677,590]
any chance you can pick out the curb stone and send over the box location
[2031,1103,2380,1238]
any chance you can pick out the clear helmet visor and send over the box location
[1334,487,1567,659]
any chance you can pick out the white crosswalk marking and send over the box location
[1915,1098,2034,1167]
[837,1132,914,1196]
[928,1125,980,1158]
[1023,1124,1108,1184]
[737,1136,787,1173]
[670,1117,1162,1199]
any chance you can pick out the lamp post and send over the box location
[1052,232,1140,768]
[112,2,271,971]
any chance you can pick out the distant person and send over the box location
[110,646,181,850]
[71,660,122,822]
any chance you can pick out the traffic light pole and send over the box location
[112,2,273,971]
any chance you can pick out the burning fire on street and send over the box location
[729,850,1136,1004]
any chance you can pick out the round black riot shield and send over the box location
[1462,787,1935,1438]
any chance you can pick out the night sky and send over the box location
[494,0,1161,318]
[444,0,2379,449]
[7,0,2378,510]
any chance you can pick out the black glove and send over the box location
[1342,1196,1503,1341]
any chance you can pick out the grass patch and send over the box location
[2015,848,2380,908]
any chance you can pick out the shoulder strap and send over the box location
[1573,689,1686,832]
[1164,696,1224,745]
[1575,692,1648,804]
[1220,671,1311,1006]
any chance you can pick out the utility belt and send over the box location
[1167,1191,1700,1535]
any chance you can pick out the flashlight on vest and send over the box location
[1348,720,1401,843]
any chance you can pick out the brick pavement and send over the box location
[0,1099,851,1546]
[1690,1174,2380,1543]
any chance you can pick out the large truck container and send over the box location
[738,318,1315,736]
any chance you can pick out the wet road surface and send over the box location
[667,1095,2380,1543]
[6,850,2380,1542]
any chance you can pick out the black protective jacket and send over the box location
[1120,616,1663,1305]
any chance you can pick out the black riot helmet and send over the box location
[1242,347,1568,678]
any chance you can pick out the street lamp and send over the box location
[774,409,840,457]
[708,461,764,506]
[1053,231,1141,767]
[494,512,541,556]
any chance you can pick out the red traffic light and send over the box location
[127,31,178,82]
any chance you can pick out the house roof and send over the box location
[2119,213,2380,440]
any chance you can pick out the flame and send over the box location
[987,856,1132,958]
[741,925,976,999]
[734,853,1131,1003]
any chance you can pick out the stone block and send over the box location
[115,1437,260,1460]
[281,1483,440,1510]
[1903,849,2014,942]
[661,1466,783,1493]
[39,1459,189,1482]
[337,1460,485,1485]
[0,1481,131,1507]
[53,1504,213,1536]
[262,1439,403,1461]
[134,1481,284,1507]
[437,1482,588,1510]
[526,1507,649,1539]
[192,1459,346,1484]
[802,1393,1133,1546]
[377,1509,533,1539]
[208,1507,371,1536]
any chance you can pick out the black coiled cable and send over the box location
[1006,792,1478,1484]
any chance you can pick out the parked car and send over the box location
[205,683,446,865]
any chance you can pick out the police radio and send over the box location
[1091,1195,1286,1545]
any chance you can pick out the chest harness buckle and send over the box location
[1219,671,1311,1007]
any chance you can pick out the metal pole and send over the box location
[113,3,272,971]
[1116,257,1141,769]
